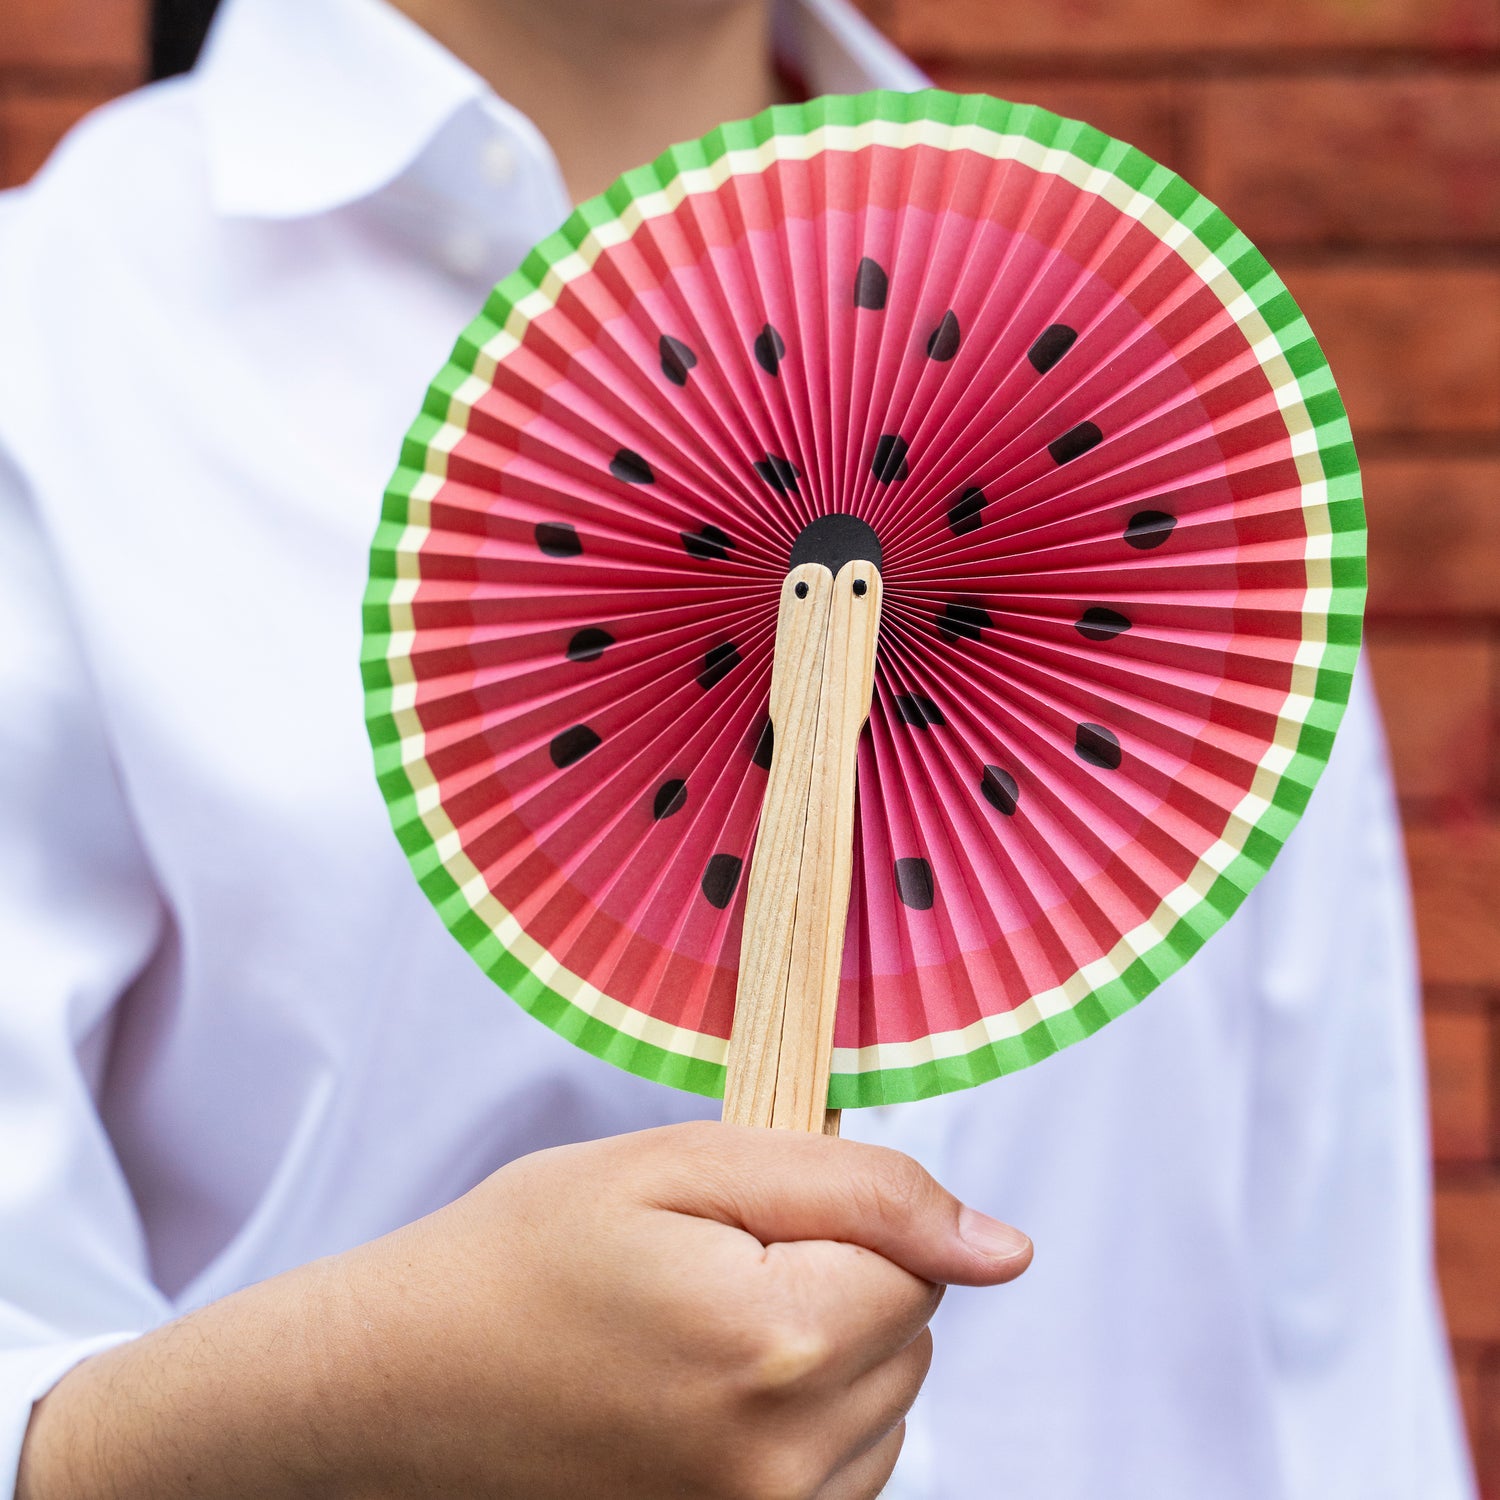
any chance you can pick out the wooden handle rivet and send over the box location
[795,581,809,599]
[852,578,868,597]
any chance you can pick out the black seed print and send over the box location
[1075,723,1122,770]
[1028,323,1079,374]
[659,334,697,387]
[549,724,600,769]
[681,524,734,561]
[894,857,935,911]
[1048,422,1104,466]
[610,448,654,484]
[565,627,614,662]
[896,693,945,728]
[1125,510,1177,550]
[653,779,688,820]
[872,434,909,484]
[701,853,744,910]
[754,323,786,376]
[535,522,581,557]
[752,719,775,769]
[854,257,889,310]
[938,602,992,645]
[926,311,961,362]
[948,486,985,536]
[698,642,741,690]
[1076,607,1132,642]
[981,766,1019,816]
[754,455,801,494]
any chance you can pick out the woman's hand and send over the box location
[20,1121,1031,1499]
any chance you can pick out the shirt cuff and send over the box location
[1,1333,139,1498]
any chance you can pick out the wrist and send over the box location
[17,1255,370,1500]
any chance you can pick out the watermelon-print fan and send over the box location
[363,90,1364,1131]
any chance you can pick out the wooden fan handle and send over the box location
[771,560,881,1130]
[723,560,882,1133]
[723,564,831,1129]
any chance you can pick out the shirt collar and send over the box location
[197,0,927,220]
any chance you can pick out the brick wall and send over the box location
[0,0,143,185]
[886,4,1500,1488]
[3,0,1498,1490]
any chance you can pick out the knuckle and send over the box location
[740,1317,832,1396]
[912,1326,935,1383]
[892,1330,935,1415]
[864,1151,933,1227]
[868,1422,909,1496]
[729,1446,824,1500]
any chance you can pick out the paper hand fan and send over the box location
[362,90,1364,1128]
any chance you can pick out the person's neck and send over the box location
[391,0,785,203]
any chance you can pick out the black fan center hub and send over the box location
[788,513,883,575]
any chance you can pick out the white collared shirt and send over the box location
[0,0,1474,1494]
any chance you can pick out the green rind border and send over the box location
[362,88,1367,1109]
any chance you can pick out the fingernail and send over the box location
[958,1205,1032,1260]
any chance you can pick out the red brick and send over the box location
[1456,1345,1500,1500]
[1281,266,1500,438]
[849,0,895,27]
[1367,634,1494,809]
[1455,1344,1485,1471]
[893,0,1500,59]
[919,72,1183,173]
[0,89,117,188]
[1478,1354,1500,1500]
[0,0,144,73]
[1365,458,1500,620]
[1408,824,1500,988]
[1437,1183,1500,1342]
[1195,75,1500,248]
[1458,1350,1494,1488]
[1425,1009,1495,1163]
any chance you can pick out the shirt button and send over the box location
[443,229,491,278]
[481,138,518,187]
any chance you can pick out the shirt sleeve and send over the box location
[0,437,172,1493]
[1244,663,1477,1499]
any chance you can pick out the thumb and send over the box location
[655,1122,1033,1288]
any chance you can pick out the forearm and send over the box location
[16,1256,366,1500]
[16,1126,1031,1500]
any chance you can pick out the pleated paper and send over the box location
[363,90,1366,1107]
